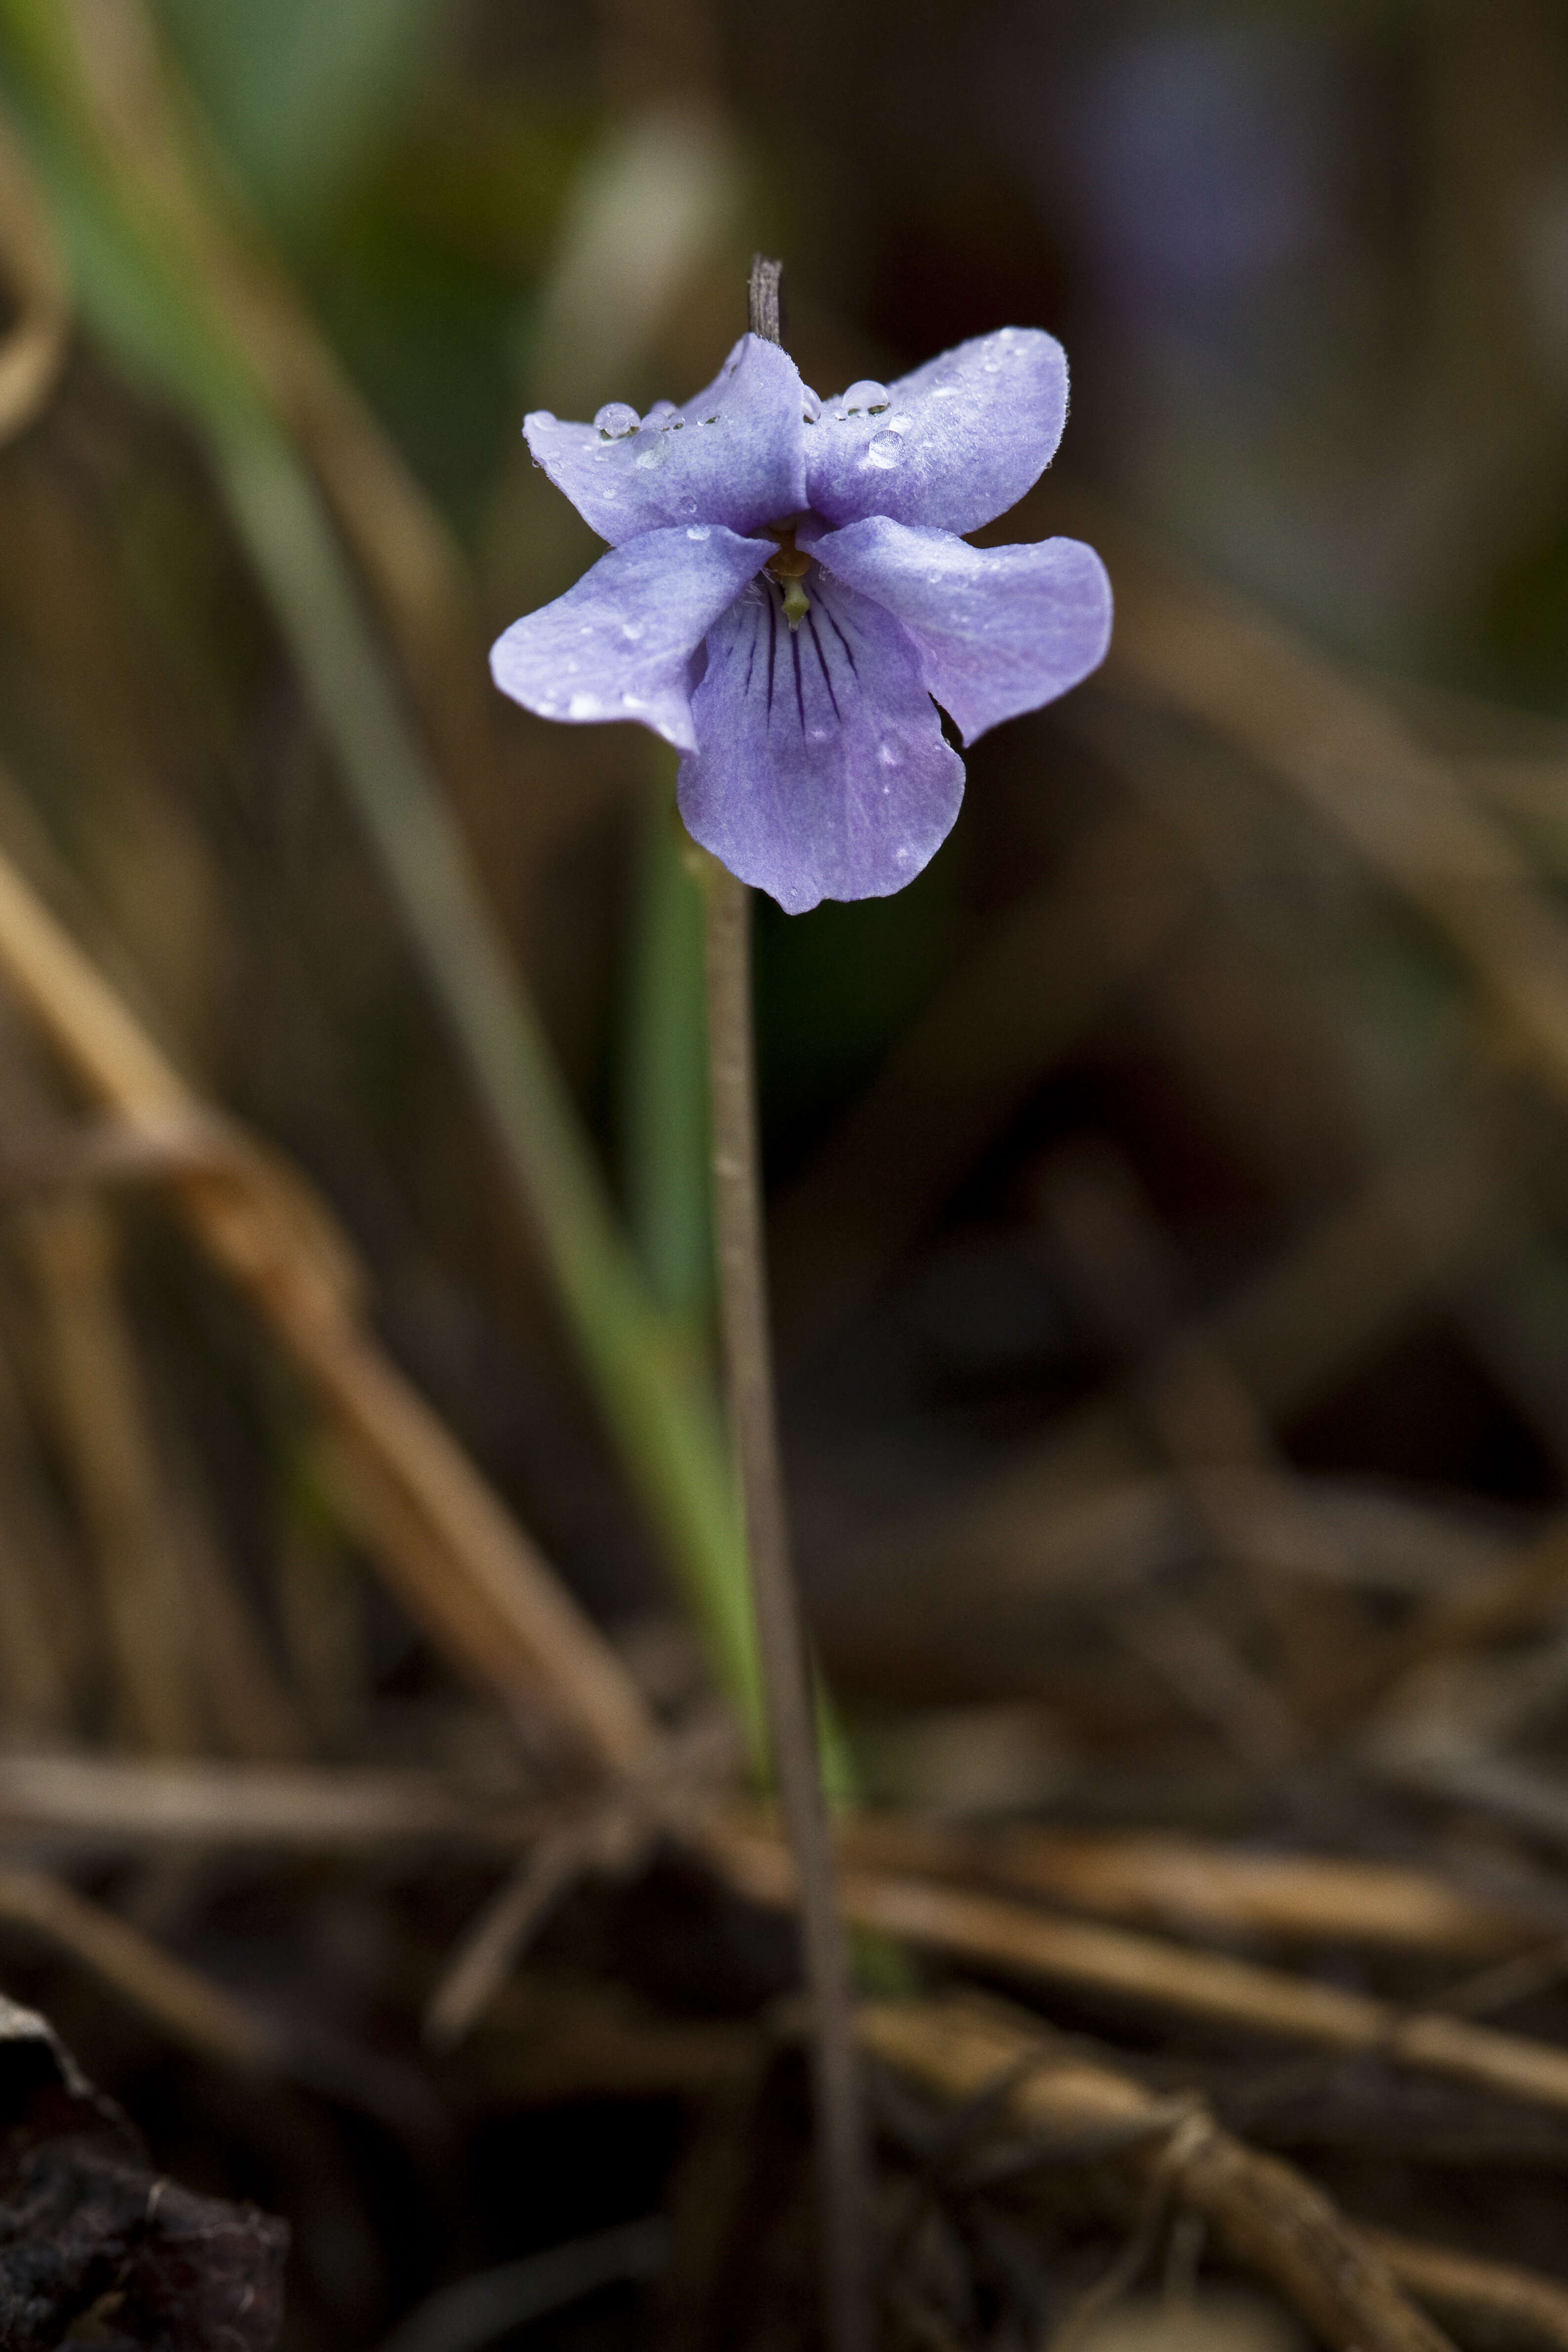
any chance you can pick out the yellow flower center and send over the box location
[763,521,812,629]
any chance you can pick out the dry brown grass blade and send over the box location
[714,1828,1568,2118]
[0,1320,81,1734]
[424,1827,599,2050]
[0,1863,277,2071]
[1397,1512,1568,1668]
[0,820,656,1771]
[160,1453,308,1762]
[0,112,69,446]
[0,1006,306,1755]
[275,1461,370,1748]
[770,813,1192,1353]
[860,1994,1454,2352]
[835,1821,1533,1958]
[1363,2227,1568,2352]
[0,1482,72,1732]
[0,1751,538,1850]
[20,1195,204,1753]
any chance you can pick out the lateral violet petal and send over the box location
[809,517,1112,743]
[804,328,1068,535]
[523,335,809,547]
[677,572,964,914]
[489,525,773,753]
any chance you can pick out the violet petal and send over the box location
[805,328,1068,536]
[809,516,1112,742]
[677,572,964,914]
[524,335,809,547]
[490,525,773,752]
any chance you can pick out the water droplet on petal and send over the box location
[800,385,822,423]
[865,430,903,470]
[843,379,890,413]
[568,691,600,719]
[593,401,639,438]
[887,413,912,434]
[686,524,710,539]
[644,399,678,425]
[621,621,646,642]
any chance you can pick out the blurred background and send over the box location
[0,0,1568,2346]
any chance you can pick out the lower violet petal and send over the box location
[490,525,772,752]
[809,516,1112,744]
[677,572,964,914]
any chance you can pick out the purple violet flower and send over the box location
[491,328,1112,914]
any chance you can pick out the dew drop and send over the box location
[686,523,710,540]
[643,399,678,425]
[801,385,823,423]
[842,379,890,414]
[593,401,639,439]
[567,691,600,719]
[887,413,912,434]
[621,621,646,642]
[865,430,903,470]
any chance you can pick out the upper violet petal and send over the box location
[523,335,809,547]
[804,327,1068,535]
[490,524,773,753]
[677,572,964,914]
[809,516,1111,743]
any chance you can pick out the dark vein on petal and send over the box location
[819,597,858,680]
[765,589,778,720]
[805,611,842,724]
[742,607,759,701]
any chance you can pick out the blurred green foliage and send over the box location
[156,0,441,231]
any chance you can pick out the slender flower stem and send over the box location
[703,864,872,2352]
[702,249,872,2352]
